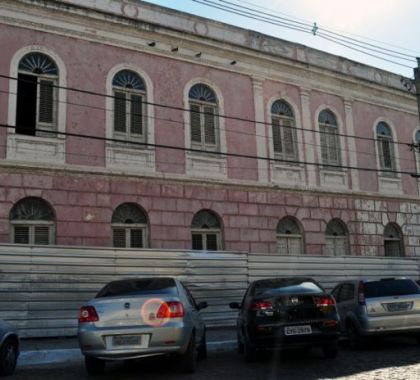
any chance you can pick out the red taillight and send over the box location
[157,301,185,319]
[79,306,99,323]
[358,282,366,305]
[249,301,273,311]
[314,296,335,307]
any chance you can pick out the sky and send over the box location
[143,0,420,78]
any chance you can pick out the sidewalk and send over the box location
[18,327,237,367]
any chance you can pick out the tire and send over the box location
[180,335,197,374]
[0,337,18,376]
[197,331,207,360]
[322,343,338,359]
[244,339,257,363]
[85,356,105,376]
[347,323,363,349]
[237,331,244,354]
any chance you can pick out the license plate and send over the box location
[284,325,312,336]
[112,335,143,346]
[386,302,412,312]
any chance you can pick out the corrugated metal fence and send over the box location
[0,244,419,338]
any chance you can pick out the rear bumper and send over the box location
[78,323,190,360]
[359,314,420,336]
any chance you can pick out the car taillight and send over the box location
[314,296,335,307]
[79,306,99,323]
[249,301,273,311]
[157,301,185,318]
[358,282,366,305]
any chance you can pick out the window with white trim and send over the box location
[112,70,147,142]
[189,84,219,151]
[276,217,303,255]
[16,53,58,137]
[271,100,298,161]
[325,219,349,256]
[376,122,396,177]
[384,223,404,257]
[319,109,341,168]
[112,203,148,248]
[10,197,55,245]
[191,210,222,251]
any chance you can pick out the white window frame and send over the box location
[112,223,148,248]
[271,113,298,162]
[191,228,222,251]
[319,122,341,167]
[10,220,55,245]
[189,99,219,152]
[276,233,303,255]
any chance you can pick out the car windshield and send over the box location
[364,279,420,298]
[96,278,178,298]
[252,278,324,296]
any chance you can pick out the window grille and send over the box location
[191,210,222,250]
[318,110,341,167]
[189,84,219,151]
[384,223,403,257]
[276,217,303,255]
[271,100,297,161]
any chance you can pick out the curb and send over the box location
[18,340,237,367]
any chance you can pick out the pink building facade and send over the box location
[0,0,419,257]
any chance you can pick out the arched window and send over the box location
[325,219,349,256]
[318,109,341,167]
[276,217,303,255]
[191,210,222,250]
[189,84,219,151]
[271,100,298,161]
[112,203,148,248]
[384,223,403,257]
[376,122,396,175]
[112,70,146,141]
[16,53,58,136]
[9,197,55,245]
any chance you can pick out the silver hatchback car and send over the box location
[0,319,19,377]
[331,278,420,348]
[78,277,207,375]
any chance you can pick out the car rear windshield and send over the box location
[96,278,178,298]
[364,279,420,298]
[252,278,324,297]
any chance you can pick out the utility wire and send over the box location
[1,74,416,149]
[0,123,416,177]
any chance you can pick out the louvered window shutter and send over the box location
[113,228,126,248]
[320,126,329,163]
[34,226,50,245]
[114,92,127,133]
[382,140,392,169]
[39,80,54,123]
[203,106,216,145]
[206,234,218,250]
[328,129,339,164]
[14,226,30,244]
[272,118,282,153]
[130,95,143,136]
[192,234,203,250]
[130,228,143,248]
[282,120,295,157]
[190,104,202,143]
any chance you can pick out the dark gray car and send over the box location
[0,319,19,377]
[78,277,207,375]
[331,278,420,348]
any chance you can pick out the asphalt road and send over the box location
[14,338,420,380]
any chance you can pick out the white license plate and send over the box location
[109,334,148,347]
[284,325,312,336]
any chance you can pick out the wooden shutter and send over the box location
[39,80,54,124]
[277,237,289,255]
[34,226,50,245]
[14,226,30,244]
[130,94,143,136]
[320,126,329,163]
[282,119,295,157]
[288,237,302,255]
[327,129,339,164]
[272,118,282,153]
[382,140,393,169]
[206,233,218,250]
[130,228,144,248]
[114,92,126,133]
[203,106,216,145]
[190,104,202,143]
[113,228,126,248]
[192,233,203,250]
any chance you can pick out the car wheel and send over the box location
[197,331,207,360]
[85,356,105,375]
[244,339,257,363]
[322,343,338,359]
[180,335,197,373]
[0,337,18,376]
[237,331,244,354]
[347,323,362,349]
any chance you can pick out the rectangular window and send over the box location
[114,92,127,134]
[13,224,52,245]
[192,234,203,250]
[320,124,340,167]
[190,102,218,151]
[272,117,297,161]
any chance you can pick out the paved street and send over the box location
[13,338,420,380]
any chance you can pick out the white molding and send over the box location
[344,99,360,190]
[378,176,402,195]
[320,169,348,189]
[185,151,227,179]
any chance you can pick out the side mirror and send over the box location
[229,302,241,309]
[197,301,208,310]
